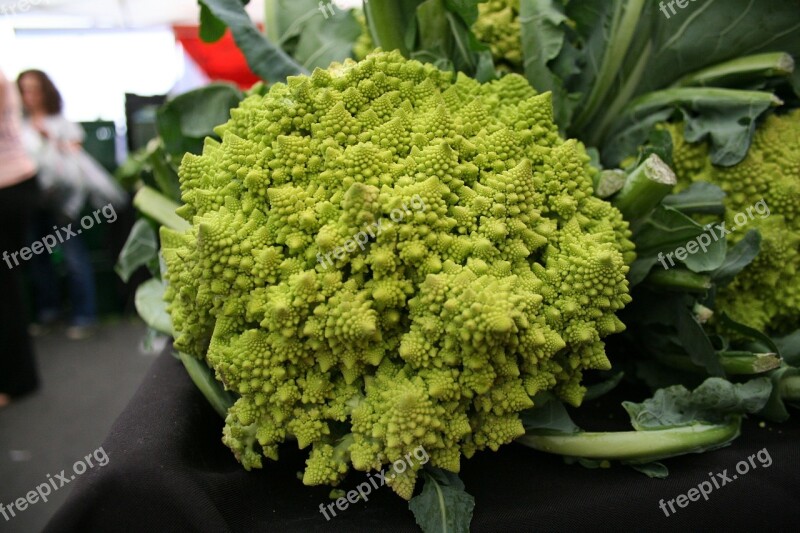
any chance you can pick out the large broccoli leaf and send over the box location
[516,0,800,165]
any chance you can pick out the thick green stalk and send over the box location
[672,52,795,88]
[693,303,714,324]
[645,269,711,293]
[611,154,676,220]
[179,352,236,419]
[263,0,280,43]
[587,39,652,147]
[133,186,191,232]
[571,0,646,131]
[617,88,782,126]
[781,375,800,402]
[594,169,627,199]
[364,0,409,56]
[655,352,781,375]
[518,419,740,463]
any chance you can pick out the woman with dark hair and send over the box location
[18,69,98,340]
[0,67,40,407]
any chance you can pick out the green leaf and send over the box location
[627,462,669,479]
[520,393,581,434]
[568,0,647,132]
[639,1,800,93]
[711,230,761,286]
[443,0,481,26]
[600,108,674,168]
[365,0,419,56]
[116,219,159,283]
[145,140,182,201]
[135,278,173,335]
[519,0,571,127]
[661,182,725,216]
[157,84,243,159]
[676,308,724,377]
[416,0,450,58]
[630,205,726,284]
[114,146,150,189]
[605,88,781,167]
[408,469,474,533]
[198,0,308,81]
[199,1,228,42]
[623,377,772,430]
[775,330,800,366]
[717,312,780,358]
[633,127,674,169]
[279,0,362,71]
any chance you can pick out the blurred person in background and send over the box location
[0,67,40,408]
[17,69,98,340]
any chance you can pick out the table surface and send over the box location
[45,350,800,532]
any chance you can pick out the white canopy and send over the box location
[2,0,265,29]
[2,0,364,29]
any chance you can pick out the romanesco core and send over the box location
[162,50,634,499]
[667,110,800,333]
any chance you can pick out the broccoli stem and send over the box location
[619,88,783,124]
[693,302,714,324]
[780,375,800,403]
[645,268,711,293]
[133,186,191,232]
[179,351,236,418]
[655,352,781,375]
[517,418,740,463]
[611,154,676,220]
[672,52,795,88]
[593,169,627,199]
[364,0,409,56]
[570,0,647,132]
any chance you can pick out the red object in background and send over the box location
[173,25,261,89]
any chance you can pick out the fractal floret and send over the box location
[667,109,800,333]
[161,50,634,499]
[472,0,522,71]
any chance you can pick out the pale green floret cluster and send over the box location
[161,50,634,499]
[667,109,800,333]
[473,0,522,71]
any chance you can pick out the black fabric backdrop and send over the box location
[44,351,800,532]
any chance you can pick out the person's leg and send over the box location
[60,227,97,328]
[0,178,40,398]
[27,210,61,325]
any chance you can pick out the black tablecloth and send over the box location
[45,351,800,532]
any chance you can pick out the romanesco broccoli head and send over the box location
[666,109,800,333]
[352,9,374,62]
[472,0,522,71]
[162,50,633,498]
